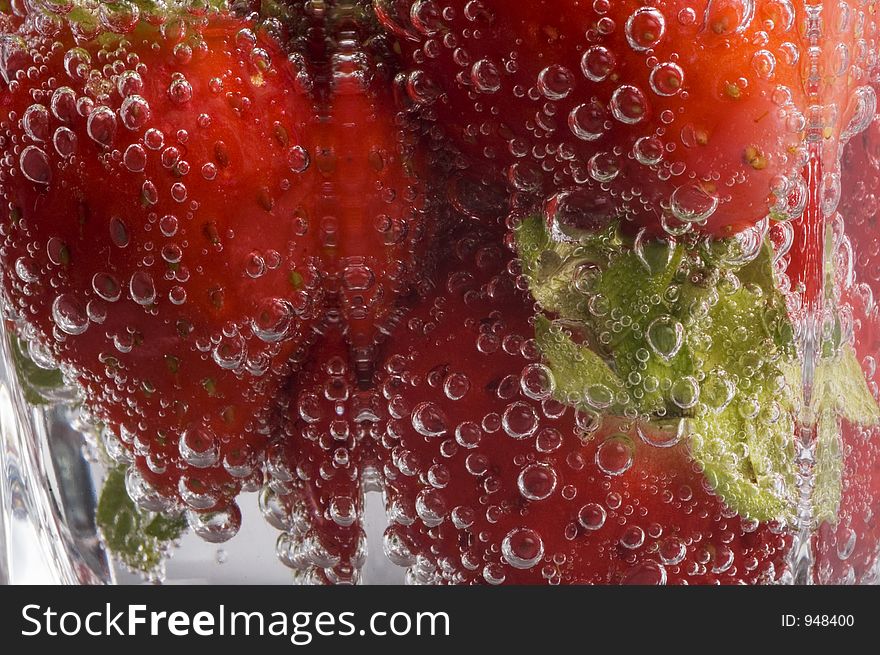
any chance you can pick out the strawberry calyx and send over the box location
[516,215,880,525]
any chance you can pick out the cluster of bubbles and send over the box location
[2,0,880,585]
[380,0,820,236]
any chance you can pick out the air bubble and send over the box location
[87,106,117,145]
[471,59,501,93]
[596,434,635,476]
[625,7,666,51]
[646,315,684,360]
[501,528,544,569]
[19,146,51,184]
[517,463,558,501]
[580,45,616,82]
[187,504,241,543]
[537,64,575,100]
[610,85,648,124]
[52,294,88,335]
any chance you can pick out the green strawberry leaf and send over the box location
[96,466,186,574]
[516,215,617,318]
[534,315,631,414]
[9,335,64,406]
[518,217,801,523]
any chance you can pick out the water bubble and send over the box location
[502,401,539,439]
[520,363,555,400]
[610,85,648,124]
[119,95,150,130]
[187,503,241,543]
[501,528,544,569]
[213,336,246,370]
[384,525,417,566]
[178,475,218,510]
[415,488,446,527]
[125,466,173,512]
[179,426,219,468]
[545,186,616,241]
[596,434,635,476]
[50,86,77,122]
[751,49,776,79]
[87,106,117,145]
[580,45,616,82]
[671,376,700,409]
[621,525,646,549]
[15,257,38,283]
[53,127,77,158]
[52,294,88,335]
[412,402,449,437]
[517,463,558,501]
[637,419,685,448]
[626,6,666,51]
[454,421,482,449]
[123,144,147,172]
[578,503,607,531]
[537,64,575,100]
[252,298,294,342]
[658,536,687,565]
[568,101,606,141]
[646,315,684,360]
[471,59,501,93]
[443,373,471,400]
[633,136,664,165]
[329,497,358,527]
[621,560,667,584]
[287,145,310,173]
[649,62,684,96]
[482,563,507,585]
[168,76,193,104]
[588,152,620,182]
[63,47,91,80]
[117,70,144,97]
[19,146,51,184]
[129,271,156,305]
[535,427,563,453]
[411,0,443,34]
[22,104,50,142]
[109,216,130,248]
[704,0,756,36]
[451,506,475,529]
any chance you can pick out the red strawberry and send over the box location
[263,331,387,584]
[377,0,873,238]
[0,8,432,525]
[372,221,790,584]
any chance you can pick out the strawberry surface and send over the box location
[376,0,822,237]
[370,220,790,584]
[0,6,434,522]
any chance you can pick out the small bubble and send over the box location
[596,434,635,476]
[580,45,616,82]
[287,145,310,173]
[625,6,666,50]
[502,528,544,569]
[19,146,51,184]
[52,294,88,335]
[517,463,558,501]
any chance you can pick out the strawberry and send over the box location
[263,330,386,584]
[372,220,792,584]
[0,6,432,529]
[377,0,830,236]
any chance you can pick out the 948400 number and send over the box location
[782,615,855,628]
